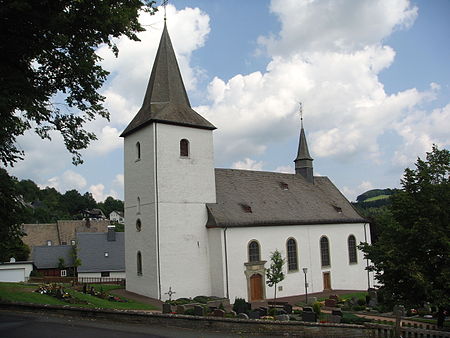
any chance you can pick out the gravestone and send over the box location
[302,306,313,312]
[238,313,249,320]
[302,312,317,322]
[213,309,225,317]
[194,305,205,316]
[257,307,267,316]
[162,303,173,314]
[308,297,317,305]
[176,305,186,314]
[332,309,343,317]
[325,299,337,307]
[229,310,237,318]
[275,314,290,321]
[277,309,287,315]
[329,294,339,301]
[249,310,261,319]
[283,304,293,314]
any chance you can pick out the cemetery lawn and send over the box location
[0,282,156,310]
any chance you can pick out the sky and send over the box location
[10,0,450,202]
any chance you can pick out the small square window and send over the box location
[101,271,110,277]
[71,240,76,245]
[104,252,109,257]
[47,240,52,246]
[60,270,67,277]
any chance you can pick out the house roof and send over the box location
[206,169,365,228]
[76,232,124,273]
[120,22,215,137]
[32,245,74,269]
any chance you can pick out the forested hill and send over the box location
[15,178,123,224]
[353,188,399,209]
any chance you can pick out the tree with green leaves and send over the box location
[266,249,285,301]
[360,145,449,308]
[1,0,157,166]
[0,169,30,261]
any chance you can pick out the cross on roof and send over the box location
[162,0,168,20]
[298,101,304,127]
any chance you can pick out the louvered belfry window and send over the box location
[348,235,357,263]
[287,238,298,271]
[320,236,330,267]
[248,241,260,262]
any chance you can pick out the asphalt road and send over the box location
[0,311,249,338]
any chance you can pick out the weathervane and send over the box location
[162,0,168,20]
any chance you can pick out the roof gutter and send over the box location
[363,222,370,289]
[223,227,229,299]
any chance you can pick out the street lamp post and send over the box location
[302,267,308,305]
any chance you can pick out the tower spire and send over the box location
[294,102,314,183]
[121,19,215,137]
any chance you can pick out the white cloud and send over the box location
[274,165,294,174]
[260,0,417,55]
[113,174,124,188]
[89,183,119,202]
[231,158,264,171]
[342,180,374,201]
[39,170,87,192]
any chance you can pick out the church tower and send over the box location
[121,22,216,300]
[294,107,314,183]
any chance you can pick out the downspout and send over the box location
[363,222,370,289]
[154,123,162,299]
[223,227,229,299]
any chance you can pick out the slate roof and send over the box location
[121,23,215,137]
[76,232,124,273]
[206,169,365,228]
[32,245,74,269]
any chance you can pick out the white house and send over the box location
[109,211,124,224]
[122,22,373,302]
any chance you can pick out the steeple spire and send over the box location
[121,21,215,137]
[294,103,314,183]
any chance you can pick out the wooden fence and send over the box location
[365,322,450,338]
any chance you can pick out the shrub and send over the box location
[357,298,366,306]
[193,296,209,304]
[352,305,365,311]
[233,297,250,314]
[313,302,322,315]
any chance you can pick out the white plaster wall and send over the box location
[124,125,159,299]
[78,271,125,278]
[225,223,373,301]
[156,123,216,301]
[207,228,226,298]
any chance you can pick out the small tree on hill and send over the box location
[266,250,285,301]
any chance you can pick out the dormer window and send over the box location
[240,203,252,213]
[279,182,289,190]
[180,139,189,157]
[332,205,342,213]
[136,142,141,160]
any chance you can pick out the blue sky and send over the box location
[11,0,450,202]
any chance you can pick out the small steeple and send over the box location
[121,21,215,137]
[294,103,314,183]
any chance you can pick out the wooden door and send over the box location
[323,272,331,290]
[250,274,263,301]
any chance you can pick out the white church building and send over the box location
[121,23,373,302]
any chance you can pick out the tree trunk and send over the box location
[274,283,277,301]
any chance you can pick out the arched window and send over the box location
[248,240,260,262]
[348,235,357,263]
[137,251,142,276]
[136,219,142,232]
[320,236,330,267]
[180,139,189,157]
[286,238,298,271]
[136,142,141,160]
[137,197,141,214]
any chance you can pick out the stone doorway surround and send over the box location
[244,260,267,301]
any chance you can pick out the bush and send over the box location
[193,296,209,304]
[184,308,195,316]
[357,298,366,306]
[313,302,322,315]
[233,297,250,314]
[352,305,366,311]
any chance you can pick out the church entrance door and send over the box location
[250,273,263,301]
[323,271,331,290]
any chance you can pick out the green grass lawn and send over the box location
[363,195,390,202]
[0,282,156,310]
